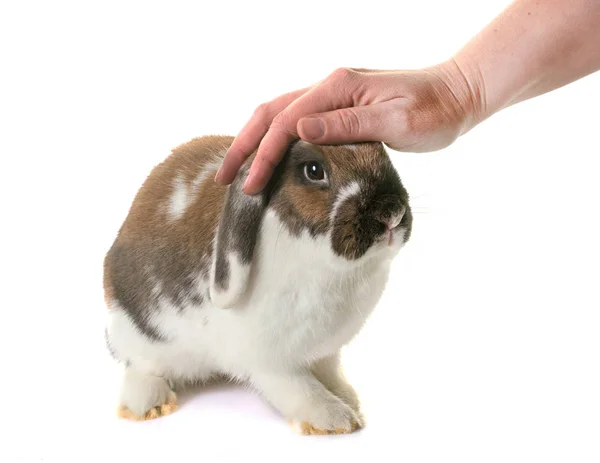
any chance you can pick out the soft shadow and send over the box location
[173,375,248,407]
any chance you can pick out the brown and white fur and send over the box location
[103,135,413,434]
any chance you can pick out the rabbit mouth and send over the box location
[388,227,402,246]
[386,228,395,246]
[376,225,400,247]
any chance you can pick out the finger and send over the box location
[215,87,310,185]
[241,121,294,194]
[242,71,361,194]
[296,100,407,145]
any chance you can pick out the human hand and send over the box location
[215,60,483,194]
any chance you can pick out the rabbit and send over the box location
[103,135,413,435]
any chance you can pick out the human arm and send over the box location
[215,0,600,194]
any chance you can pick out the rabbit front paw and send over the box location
[290,400,364,435]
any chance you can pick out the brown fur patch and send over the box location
[116,135,232,243]
[103,136,232,340]
[286,184,329,228]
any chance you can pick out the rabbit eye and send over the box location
[304,161,326,183]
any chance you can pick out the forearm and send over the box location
[451,0,600,129]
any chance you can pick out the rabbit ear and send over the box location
[209,162,269,309]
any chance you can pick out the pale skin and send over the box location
[214,0,600,195]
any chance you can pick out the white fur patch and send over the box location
[167,174,190,219]
[119,369,174,416]
[191,161,221,193]
[209,250,251,309]
[330,181,360,223]
[167,161,222,220]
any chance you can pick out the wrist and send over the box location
[429,58,488,135]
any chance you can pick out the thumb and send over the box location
[297,102,399,145]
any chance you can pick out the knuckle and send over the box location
[253,102,270,120]
[330,66,358,83]
[270,112,293,134]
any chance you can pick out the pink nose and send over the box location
[384,207,405,230]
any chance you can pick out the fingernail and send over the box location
[214,167,222,183]
[300,118,325,140]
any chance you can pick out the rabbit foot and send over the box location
[290,417,362,435]
[117,395,178,421]
[116,369,178,421]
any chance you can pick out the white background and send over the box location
[1,1,599,462]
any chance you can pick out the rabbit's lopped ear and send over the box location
[209,163,269,309]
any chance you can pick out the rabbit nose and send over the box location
[382,206,405,230]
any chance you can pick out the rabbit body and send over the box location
[104,135,412,434]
